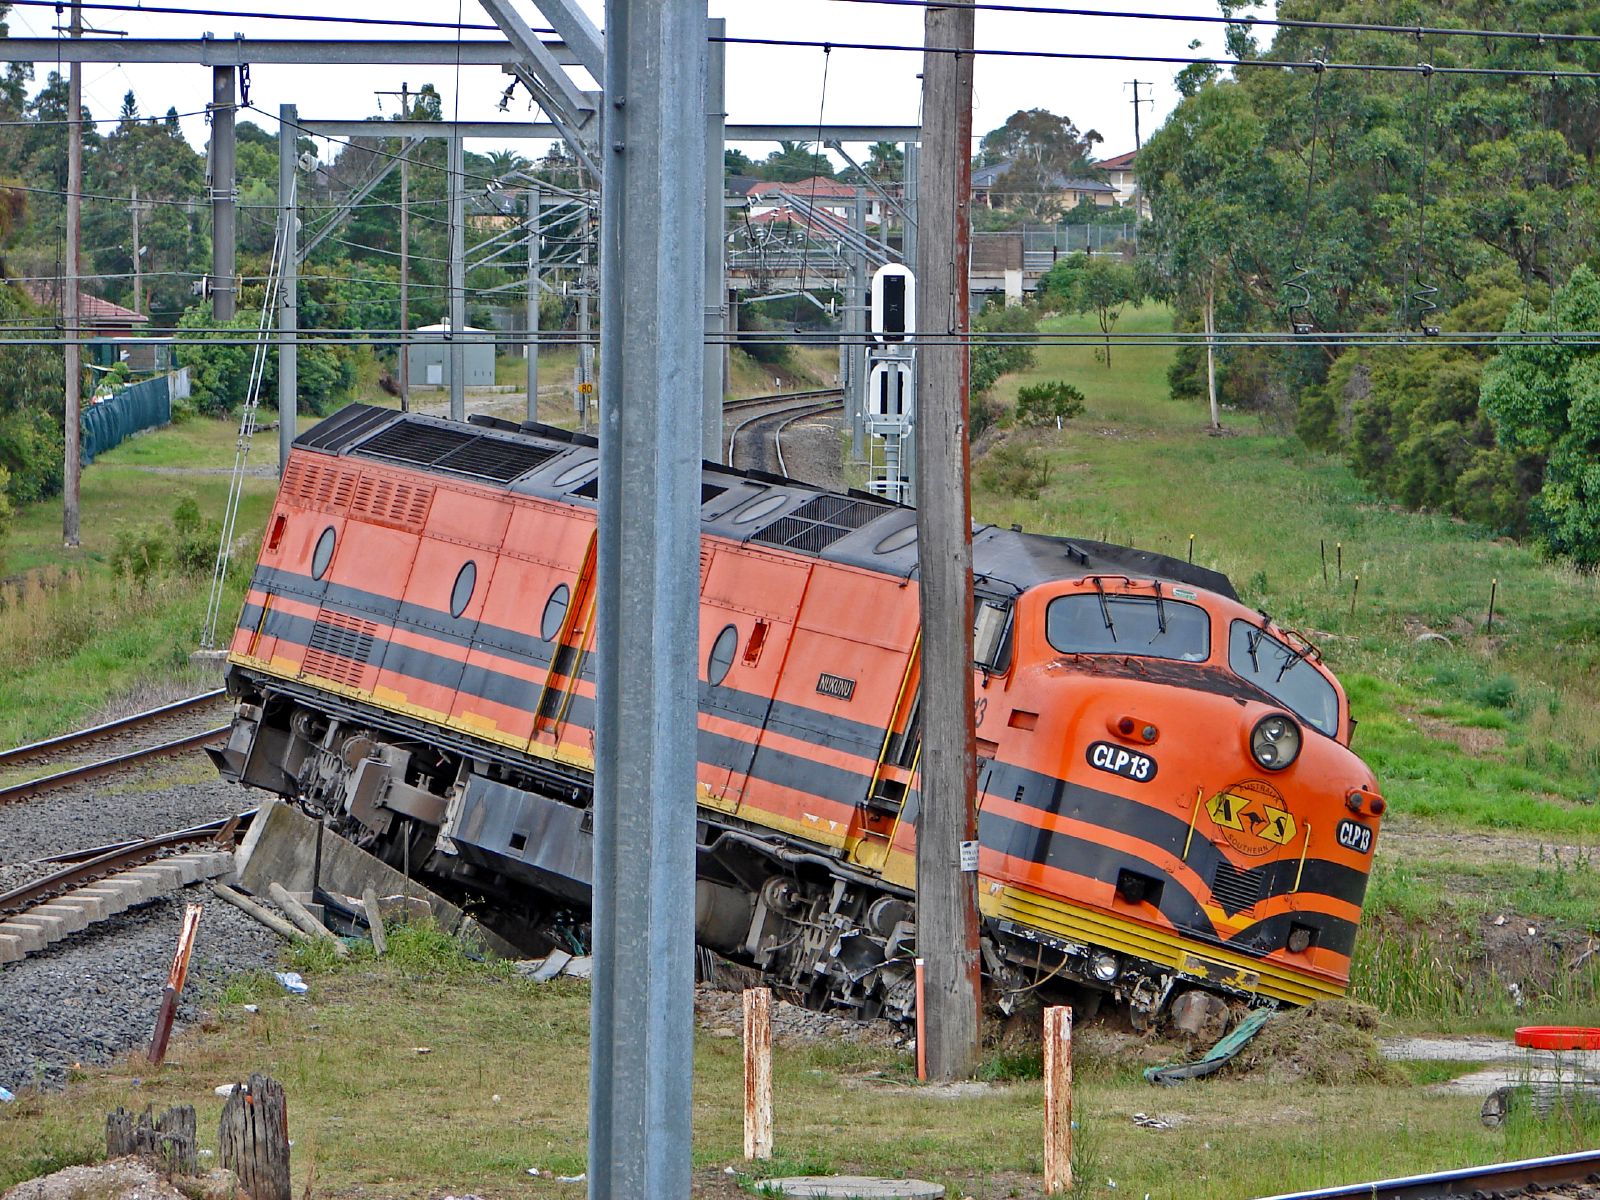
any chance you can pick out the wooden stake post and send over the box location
[148,902,203,1066]
[1044,1005,1073,1194]
[743,987,773,1161]
[219,1074,290,1200]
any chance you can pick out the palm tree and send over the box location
[866,141,904,181]
[486,149,529,180]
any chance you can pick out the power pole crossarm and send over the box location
[913,0,982,1082]
[477,0,602,175]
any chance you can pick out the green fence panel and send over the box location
[80,375,172,464]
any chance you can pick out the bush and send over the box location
[977,438,1052,500]
[970,301,1038,396]
[1015,380,1085,427]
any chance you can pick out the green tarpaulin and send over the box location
[80,375,171,464]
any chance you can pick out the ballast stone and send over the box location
[762,1179,945,1199]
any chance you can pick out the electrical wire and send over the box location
[821,0,1600,51]
[712,34,1600,80]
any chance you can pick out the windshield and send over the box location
[1228,620,1340,736]
[1045,594,1210,662]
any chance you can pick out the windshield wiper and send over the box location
[1152,582,1168,636]
[1245,627,1263,673]
[1276,637,1311,683]
[1092,577,1117,643]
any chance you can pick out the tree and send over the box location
[724,148,753,176]
[866,141,903,181]
[1481,266,1600,565]
[758,141,833,183]
[485,148,527,180]
[1015,380,1086,426]
[976,109,1103,220]
[1039,253,1145,367]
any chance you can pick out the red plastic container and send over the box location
[1514,1026,1600,1051]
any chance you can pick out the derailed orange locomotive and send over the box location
[213,404,1384,1027]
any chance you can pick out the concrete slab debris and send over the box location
[761,1178,945,1198]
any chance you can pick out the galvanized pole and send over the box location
[702,16,727,462]
[589,0,706,1195]
[448,133,466,422]
[278,103,298,475]
[526,186,540,422]
[210,64,237,320]
[577,236,591,431]
[849,188,867,460]
[902,139,920,501]
[62,0,82,548]
[130,185,143,315]
[399,84,411,412]
[912,0,981,1081]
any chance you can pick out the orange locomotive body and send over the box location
[214,405,1383,1025]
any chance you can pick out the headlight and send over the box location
[1250,713,1301,771]
[1090,952,1120,982]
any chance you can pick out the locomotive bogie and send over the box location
[214,406,1383,1029]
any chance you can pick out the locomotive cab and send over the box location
[972,573,1382,1022]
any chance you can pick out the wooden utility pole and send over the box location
[912,0,981,1081]
[63,0,82,548]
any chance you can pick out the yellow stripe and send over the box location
[985,884,1345,1007]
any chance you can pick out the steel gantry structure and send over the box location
[9,12,924,1190]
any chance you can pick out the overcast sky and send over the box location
[3,0,1246,165]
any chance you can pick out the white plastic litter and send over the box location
[0,1086,14,1103]
[557,1174,586,1184]
[213,1084,240,1098]
[243,1004,259,1013]
[274,971,308,994]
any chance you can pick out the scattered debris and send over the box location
[273,971,307,995]
[242,1004,258,1014]
[413,1047,433,1055]
[1130,1112,1172,1130]
[0,1157,240,1200]
[515,951,594,982]
[0,1085,13,1103]
[212,1084,239,1098]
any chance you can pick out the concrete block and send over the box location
[6,913,66,947]
[34,901,90,933]
[193,851,236,881]
[106,873,160,905]
[0,928,40,953]
[235,798,523,958]
[162,855,205,886]
[0,929,34,960]
[75,887,132,916]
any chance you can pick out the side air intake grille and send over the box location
[1211,860,1267,917]
[350,474,434,531]
[301,610,379,689]
[751,494,889,554]
[352,420,559,484]
[281,459,358,514]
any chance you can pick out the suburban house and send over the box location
[1094,149,1147,216]
[970,160,1119,211]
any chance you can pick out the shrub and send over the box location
[1015,380,1085,427]
[977,439,1052,500]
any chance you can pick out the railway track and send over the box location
[0,691,231,805]
[1257,1148,1600,1199]
[725,389,845,474]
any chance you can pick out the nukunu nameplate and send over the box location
[815,672,856,701]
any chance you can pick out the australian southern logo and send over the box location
[1085,740,1157,782]
[1206,779,1297,857]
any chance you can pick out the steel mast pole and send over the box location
[399,84,411,412]
[588,0,707,1194]
[278,103,298,474]
[526,186,540,423]
[912,0,981,1081]
[62,0,82,548]
[210,63,237,320]
[702,16,727,462]
[448,134,466,422]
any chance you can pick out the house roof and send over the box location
[22,282,150,324]
[746,205,851,235]
[1096,149,1138,171]
[971,160,1115,193]
[747,176,858,200]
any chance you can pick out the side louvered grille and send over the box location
[281,459,358,514]
[1211,860,1267,917]
[352,419,557,483]
[350,474,434,531]
[301,611,379,688]
[751,493,890,554]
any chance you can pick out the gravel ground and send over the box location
[0,765,279,1095]
[0,771,249,868]
[0,890,279,1092]
[776,412,846,492]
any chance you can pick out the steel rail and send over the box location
[775,401,847,477]
[722,387,844,415]
[0,813,252,916]
[1254,1148,1600,1200]
[0,690,227,771]
[0,728,230,805]
[726,391,846,466]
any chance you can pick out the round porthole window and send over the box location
[707,624,738,686]
[311,526,337,580]
[541,582,571,641]
[450,561,477,619]
[731,494,787,526]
